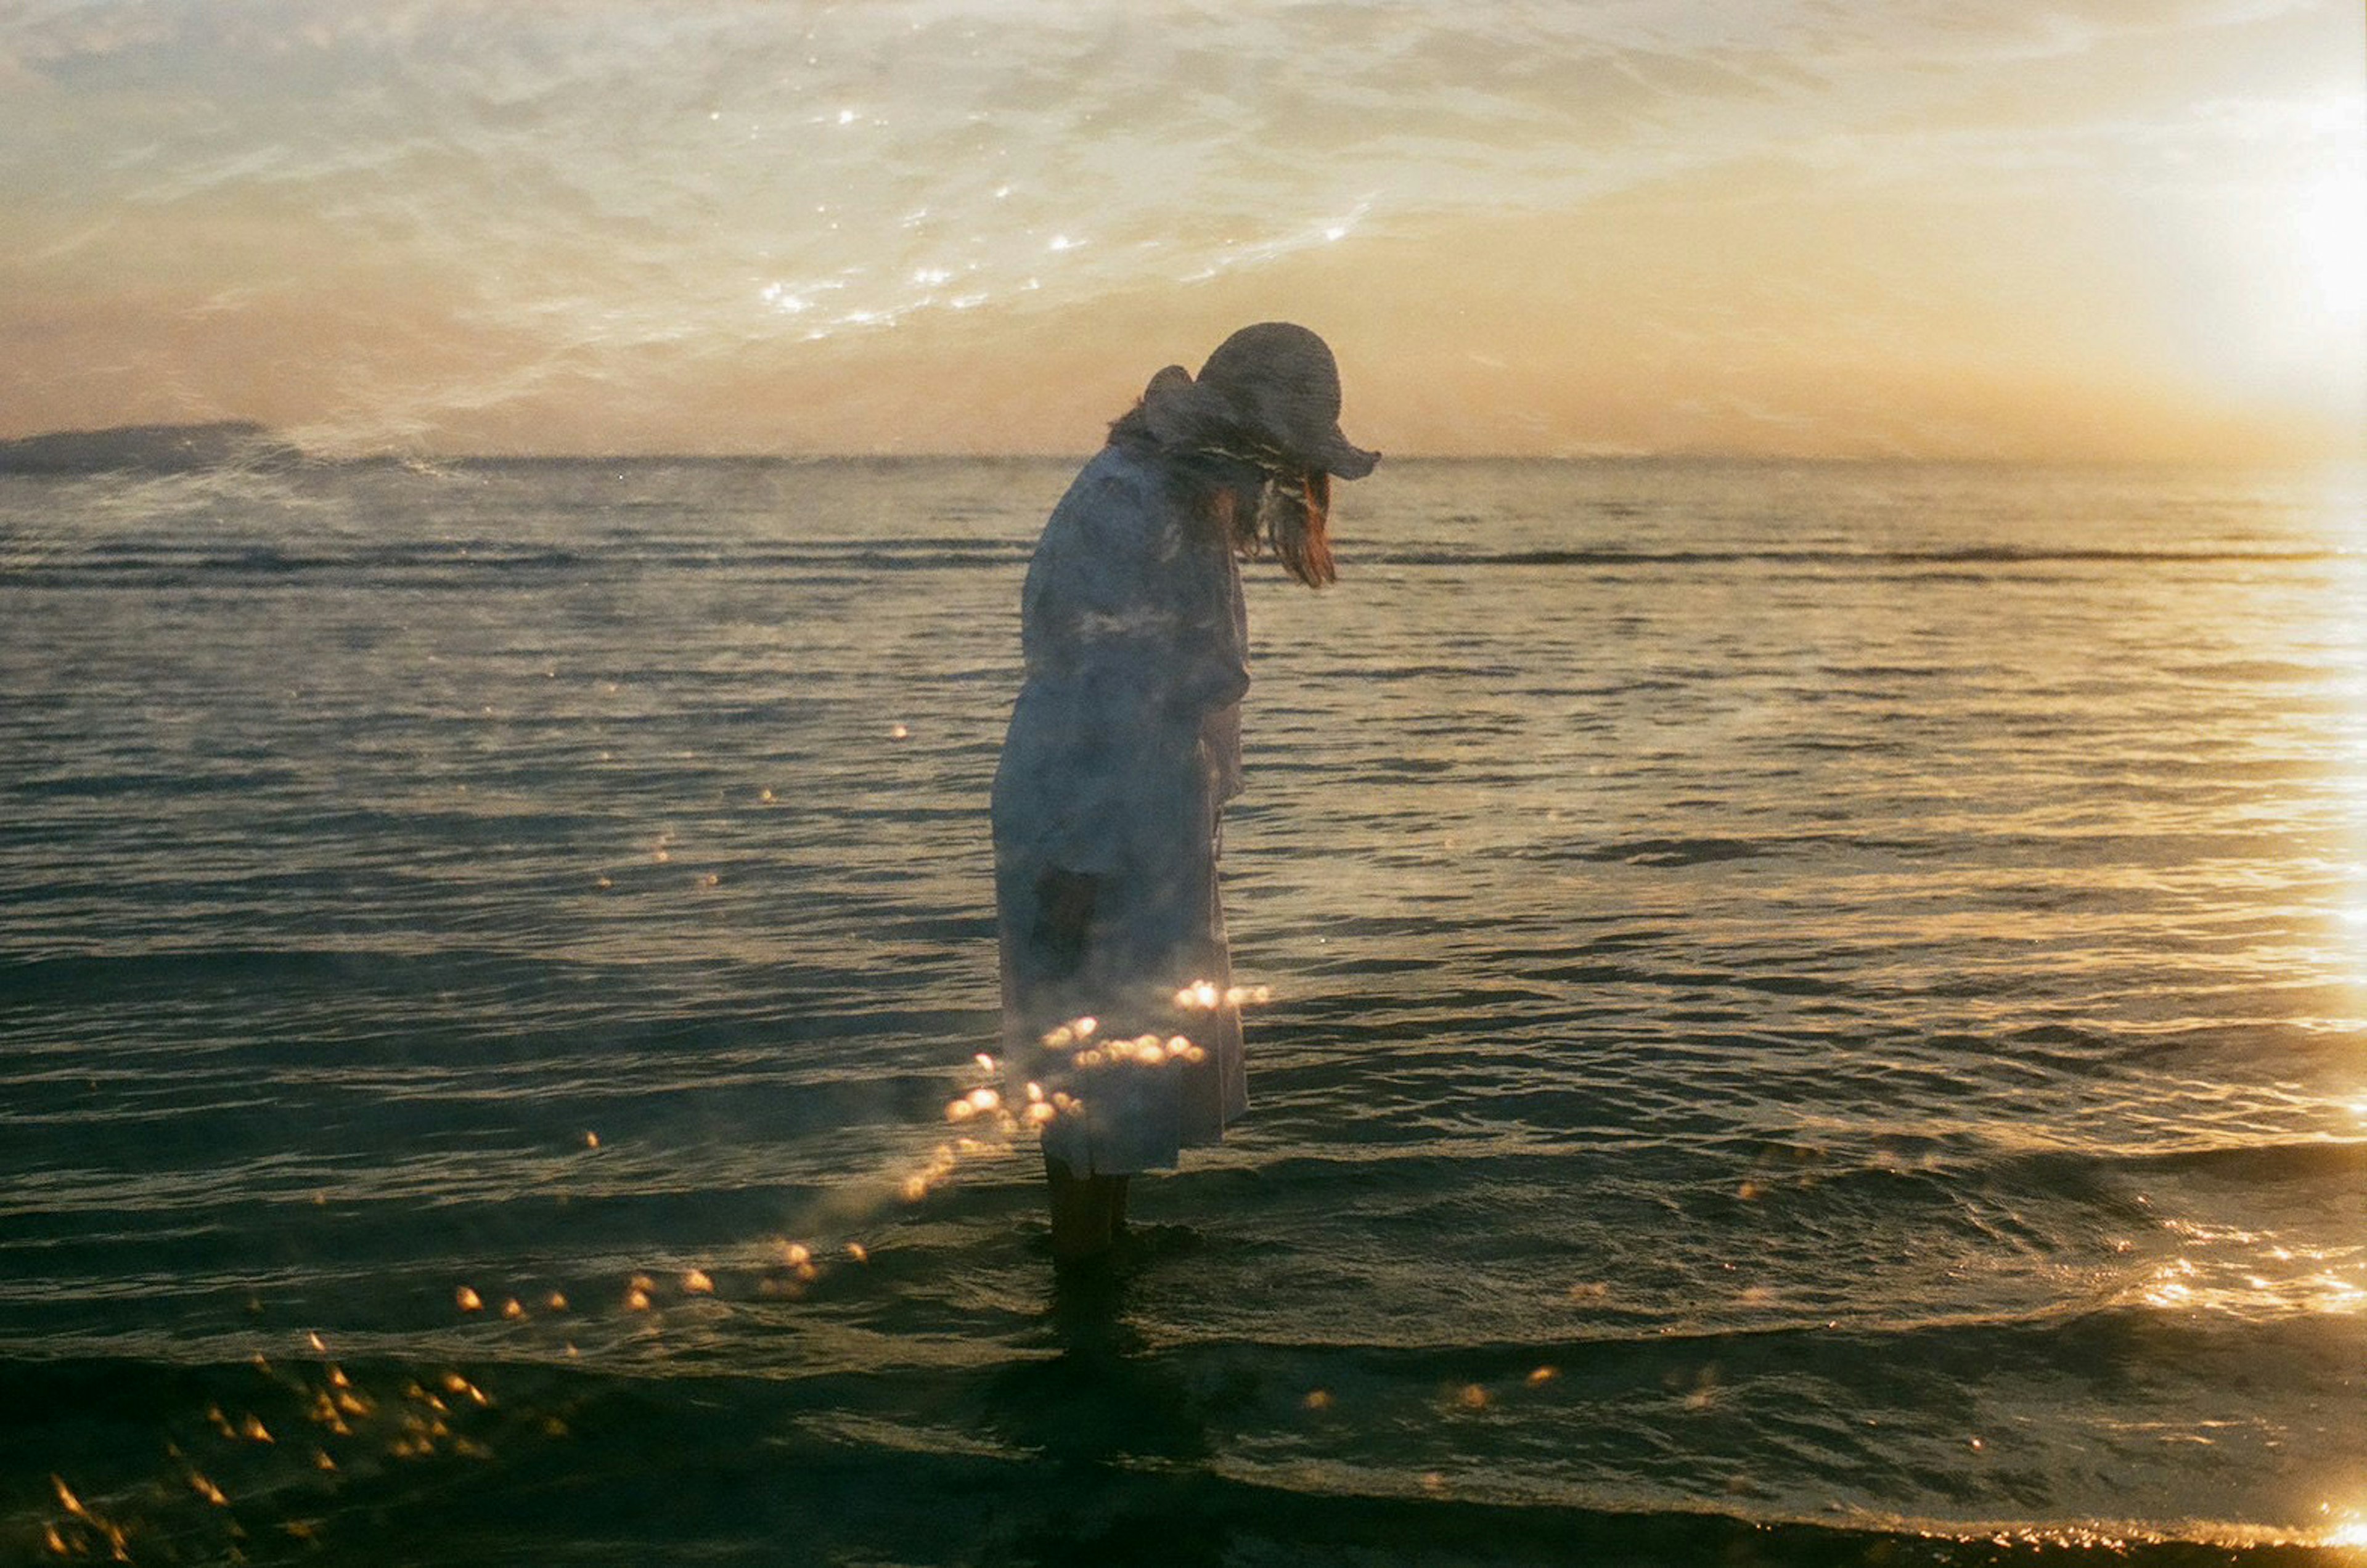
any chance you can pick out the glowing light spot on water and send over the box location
[1049,234,1074,251]
[313,1449,336,1472]
[240,1415,273,1443]
[681,1268,716,1295]
[1074,1050,1105,1069]
[901,1175,930,1202]
[890,722,909,738]
[454,1286,482,1312]
[1420,1471,1446,1493]
[1457,1384,1490,1410]
[1302,1389,1333,1410]
[584,1132,600,1149]
[1026,1102,1057,1125]
[946,1097,976,1122]
[1043,1016,1101,1049]
[624,1286,653,1311]
[1968,1436,1985,1450]
[1175,980,1222,1010]
[595,876,613,889]
[544,1291,568,1312]
[52,1478,83,1516]
[306,1331,326,1352]
[836,108,857,125]
[760,788,775,802]
[967,1087,1001,1111]
[846,1242,869,1264]
[2143,1257,2200,1307]
[1736,1179,1764,1201]
[2323,1508,2367,1547]
[501,1297,526,1319]
[1527,1366,1558,1385]
[189,1472,227,1506]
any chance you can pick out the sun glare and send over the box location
[2289,165,2367,340]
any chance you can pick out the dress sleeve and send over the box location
[996,454,1250,873]
[1026,462,1247,719]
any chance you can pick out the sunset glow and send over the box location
[2,1,2361,460]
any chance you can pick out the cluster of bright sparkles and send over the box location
[39,985,1299,1556]
[1044,1016,1207,1075]
[1176,981,1270,1011]
[39,1336,524,1559]
[2321,1505,2367,1548]
[907,979,1273,1203]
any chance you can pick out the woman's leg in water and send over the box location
[1044,1154,1127,1261]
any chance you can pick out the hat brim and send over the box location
[1140,363,1379,480]
[1316,431,1380,481]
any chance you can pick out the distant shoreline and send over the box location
[0,422,302,475]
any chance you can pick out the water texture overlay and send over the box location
[2,458,2363,1563]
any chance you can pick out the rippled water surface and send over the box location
[3,459,2363,1564]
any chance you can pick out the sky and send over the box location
[2,0,2362,461]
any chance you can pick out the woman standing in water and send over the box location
[992,322,1378,1266]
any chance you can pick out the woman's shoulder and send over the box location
[1061,442,1168,510]
[1041,443,1184,550]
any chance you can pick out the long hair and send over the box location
[1254,468,1335,589]
[1108,404,1336,589]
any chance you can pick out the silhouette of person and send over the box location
[991,323,1378,1264]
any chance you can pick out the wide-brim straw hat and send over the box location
[1139,322,1380,480]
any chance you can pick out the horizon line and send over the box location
[1,422,2358,472]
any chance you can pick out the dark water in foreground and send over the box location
[2,457,2363,1564]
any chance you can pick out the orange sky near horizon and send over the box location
[2,1,2361,462]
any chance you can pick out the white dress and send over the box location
[991,442,1252,1174]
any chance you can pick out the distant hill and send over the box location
[0,422,303,474]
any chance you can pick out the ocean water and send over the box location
[2,457,2363,1565]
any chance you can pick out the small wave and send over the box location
[1553,835,1769,866]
